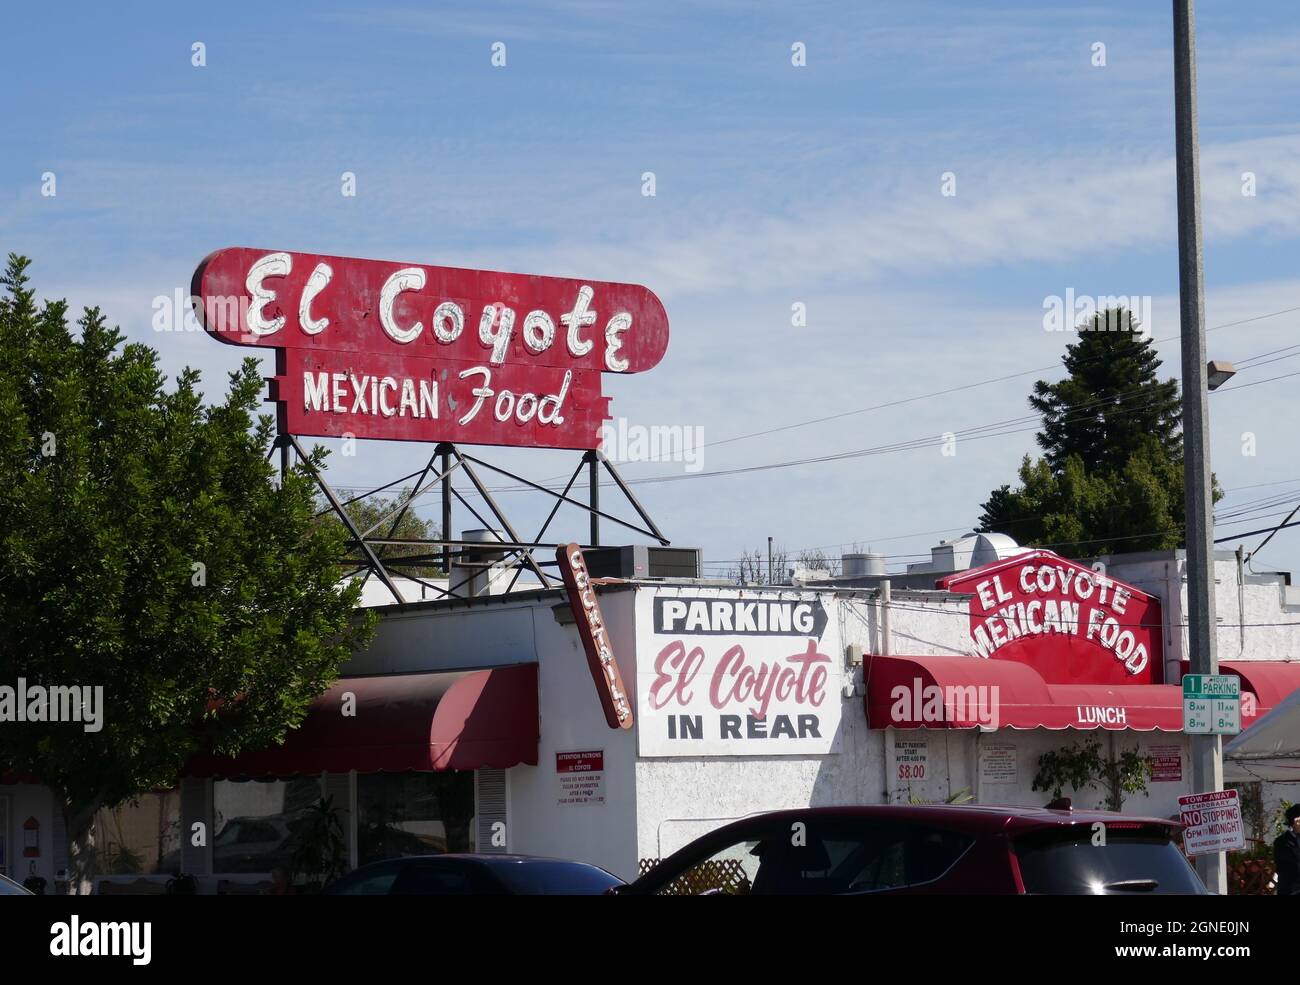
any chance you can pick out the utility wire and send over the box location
[326,307,1300,500]
[325,308,1300,554]
[849,596,1300,632]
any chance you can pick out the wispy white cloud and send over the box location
[449,134,1300,298]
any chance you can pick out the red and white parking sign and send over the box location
[1178,789,1245,856]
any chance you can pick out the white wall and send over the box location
[624,582,1250,867]
[350,596,543,673]
[505,590,640,881]
[346,588,644,881]
[1105,552,1300,670]
[347,569,1300,878]
[964,730,1191,817]
[630,588,967,862]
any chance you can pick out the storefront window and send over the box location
[91,791,182,876]
[357,772,474,866]
[212,777,322,874]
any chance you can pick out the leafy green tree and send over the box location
[978,308,1217,554]
[0,254,375,885]
[327,488,444,579]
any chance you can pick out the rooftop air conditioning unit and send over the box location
[581,545,701,580]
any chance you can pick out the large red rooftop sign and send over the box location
[938,550,1164,687]
[191,247,669,449]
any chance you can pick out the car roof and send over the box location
[696,804,1181,836]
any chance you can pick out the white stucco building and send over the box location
[5,539,1299,892]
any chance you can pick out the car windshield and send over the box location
[640,818,973,895]
[1014,829,1207,894]
[490,861,624,895]
[0,874,32,896]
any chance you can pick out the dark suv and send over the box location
[615,805,1207,895]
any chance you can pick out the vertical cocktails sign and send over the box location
[556,544,633,730]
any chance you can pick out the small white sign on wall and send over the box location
[979,743,1018,784]
[1149,744,1183,782]
[556,751,606,807]
[895,737,929,784]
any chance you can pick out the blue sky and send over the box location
[4,0,1300,580]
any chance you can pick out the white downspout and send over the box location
[879,581,895,803]
[884,728,898,805]
[880,580,892,654]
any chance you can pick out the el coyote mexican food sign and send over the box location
[939,550,1164,687]
[191,247,670,449]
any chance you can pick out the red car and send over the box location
[615,804,1208,895]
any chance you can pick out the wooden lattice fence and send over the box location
[638,858,752,895]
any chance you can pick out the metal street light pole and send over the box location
[1172,0,1226,894]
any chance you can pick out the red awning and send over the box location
[865,654,1185,731]
[1179,659,1300,714]
[185,664,538,779]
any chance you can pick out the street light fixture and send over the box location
[1207,360,1236,391]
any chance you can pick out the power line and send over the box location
[462,335,1300,499]
[522,364,1295,493]
[693,477,1300,564]
[698,505,1300,571]
[324,307,1300,545]
[854,596,1300,632]
[596,303,1300,468]
[338,301,1295,503]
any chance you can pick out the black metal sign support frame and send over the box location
[273,434,671,606]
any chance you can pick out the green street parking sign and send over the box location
[1182,674,1241,735]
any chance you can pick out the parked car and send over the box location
[321,854,624,895]
[615,805,1209,895]
[208,815,304,874]
[0,873,33,896]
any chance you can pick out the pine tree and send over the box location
[978,307,1215,555]
[1029,308,1181,473]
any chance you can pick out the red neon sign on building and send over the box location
[939,550,1165,687]
[191,247,669,450]
[556,543,633,730]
